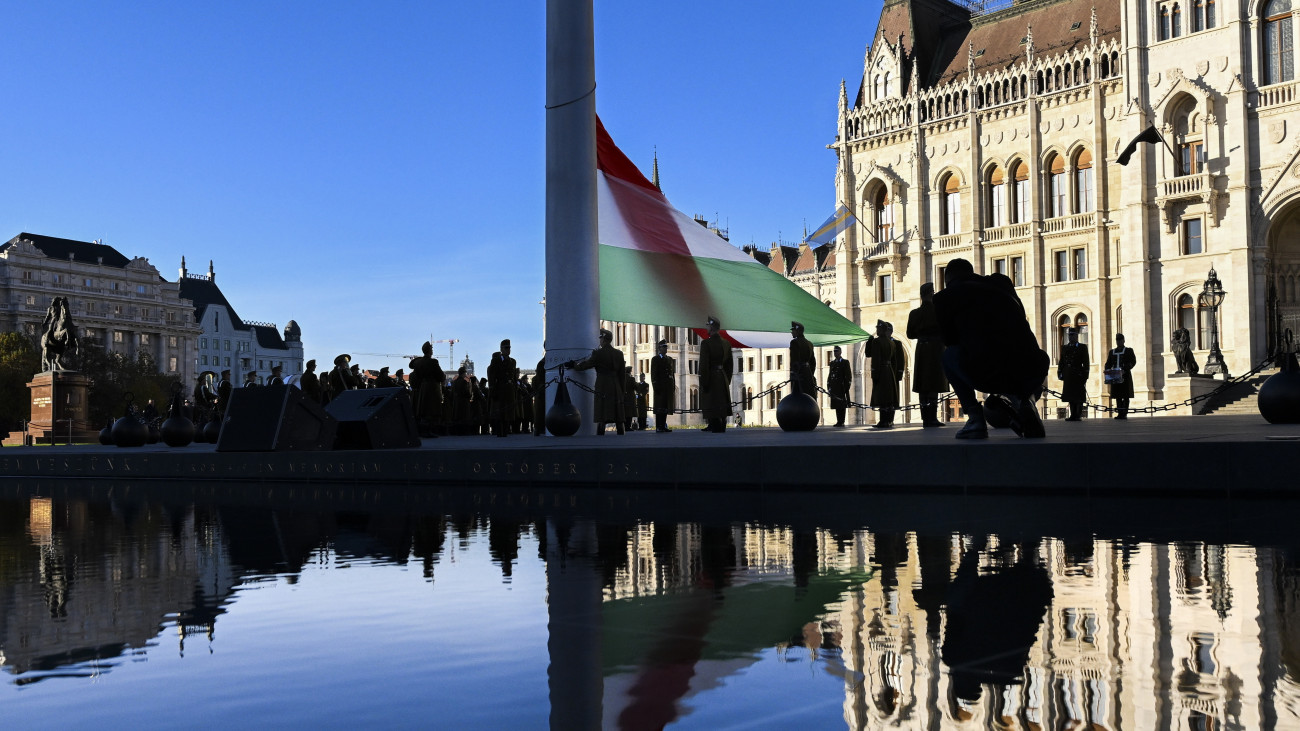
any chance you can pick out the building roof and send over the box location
[178,275,246,329]
[2,232,133,268]
[860,0,1120,99]
[251,324,287,350]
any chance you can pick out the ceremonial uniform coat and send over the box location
[451,376,473,426]
[906,302,948,393]
[699,333,733,419]
[635,381,649,422]
[533,358,547,433]
[1103,346,1137,400]
[487,353,518,419]
[300,372,322,403]
[408,356,446,423]
[1058,342,1090,402]
[623,372,638,421]
[651,354,676,414]
[216,378,233,416]
[865,336,906,409]
[826,357,852,409]
[573,344,626,423]
[789,335,817,395]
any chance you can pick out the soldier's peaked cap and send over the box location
[791,321,804,330]
[599,328,613,339]
[657,339,667,346]
[876,319,893,331]
[335,354,351,365]
[707,315,721,328]
[500,339,510,348]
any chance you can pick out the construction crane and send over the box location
[355,337,459,366]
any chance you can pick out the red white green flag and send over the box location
[596,117,869,349]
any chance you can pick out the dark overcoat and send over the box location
[866,336,906,409]
[907,302,949,393]
[699,334,733,419]
[1104,346,1137,400]
[933,273,1049,396]
[487,354,518,419]
[651,354,676,414]
[573,344,626,423]
[408,356,446,424]
[789,335,817,396]
[1058,342,1090,402]
[826,357,852,409]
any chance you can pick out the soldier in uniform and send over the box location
[244,371,259,387]
[1058,327,1089,421]
[451,366,473,435]
[409,342,446,438]
[487,339,518,438]
[267,365,284,386]
[907,283,948,427]
[1104,333,1138,420]
[699,316,733,433]
[300,360,322,403]
[567,328,626,435]
[350,364,366,388]
[329,354,354,395]
[374,367,396,388]
[864,320,906,428]
[651,339,676,432]
[533,356,547,436]
[216,369,233,418]
[635,373,650,431]
[622,366,638,431]
[394,368,409,390]
[193,371,217,425]
[789,321,817,396]
[826,346,852,427]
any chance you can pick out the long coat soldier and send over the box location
[1104,333,1138,420]
[409,343,446,437]
[699,316,733,433]
[865,320,906,429]
[907,283,948,427]
[1058,327,1089,421]
[568,328,626,435]
[622,367,638,431]
[486,339,518,438]
[789,321,817,396]
[826,346,852,427]
[651,339,676,433]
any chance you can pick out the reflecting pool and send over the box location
[2,484,1300,729]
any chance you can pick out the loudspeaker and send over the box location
[215,384,338,452]
[325,387,421,450]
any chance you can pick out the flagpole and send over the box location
[545,0,597,437]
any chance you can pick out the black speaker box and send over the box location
[325,387,421,450]
[215,384,338,452]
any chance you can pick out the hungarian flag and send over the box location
[596,117,869,349]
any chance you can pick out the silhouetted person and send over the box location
[827,345,851,427]
[409,342,446,438]
[142,399,159,423]
[267,365,284,386]
[623,366,638,431]
[699,316,733,433]
[329,354,353,395]
[635,373,649,430]
[1058,327,1089,421]
[651,339,676,433]
[933,257,1048,439]
[394,368,408,390]
[864,319,905,429]
[193,371,217,423]
[487,339,518,438]
[350,364,366,388]
[789,320,817,396]
[216,369,233,417]
[244,371,259,387]
[533,356,547,436]
[374,367,396,388]
[1105,333,1138,419]
[907,282,948,427]
[301,360,321,403]
[567,329,626,435]
[451,366,473,435]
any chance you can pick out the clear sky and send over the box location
[1,1,879,375]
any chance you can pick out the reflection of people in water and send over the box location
[940,536,1053,706]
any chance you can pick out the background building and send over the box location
[0,233,201,382]
[177,258,303,385]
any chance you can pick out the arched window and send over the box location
[988,166,1007,227]
[875,75,883,100]
[874,187,894,242]
[745,387,753,410]
[1172,3,1183,36]
[1058,314,1072,357]
[1074,149,1094,213]
[1012,161,1031,223]
[1172,97,1203,176]
[1193,0,1204,30]
[1161,5,1172,39]
[884,71,892,96]
[1206,0,1216,27]
[1264,0,1295,85]
[1047,154,1067,218]
[1074,313,1090,344]
[942,174,962,234]
[690,387,699,411]
[1178,293,1200,348]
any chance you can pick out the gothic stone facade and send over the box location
[827,0,1300,415]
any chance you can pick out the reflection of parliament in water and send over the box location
[5,496,1300,729]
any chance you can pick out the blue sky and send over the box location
[0,1,878,374]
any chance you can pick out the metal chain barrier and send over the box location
[1045,353,1279,415]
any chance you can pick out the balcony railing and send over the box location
[1041,211,1096,235]
[934,233,967,250]
[1158,172,1211,201]
[982,222,1032,243]
[1256,80,1298,110]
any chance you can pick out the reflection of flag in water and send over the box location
[805,204,856,247]
[596,117,869,349]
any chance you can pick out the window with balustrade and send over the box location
[941,174,962,234]
[874,187,893,242]
[1171,97,1204,177]
[1264,0,1294,84]
[1046,154,1067,218]
[1011,161,1031,223]
[1073,150,1094,213]
[988,166,1007,228]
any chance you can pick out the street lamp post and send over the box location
[1198,267,1229,377]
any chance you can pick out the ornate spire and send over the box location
[208,259,215,281]
[180,255,187,279]
[839,78,848,111]
[967,42,976,78]
[1025,25,1035,63]
[1089,6,1099,45]
[651,147,661,192]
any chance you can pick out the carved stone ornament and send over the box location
[1217,56,1230,72]
[1271,121,1287,144]
[1149,72,1162,87]
[1196,60,1210,77]
[1293,164,1300,179]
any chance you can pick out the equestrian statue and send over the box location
[40,296,81,372]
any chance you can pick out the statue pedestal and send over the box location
[1164,374,1221,415]
[19,371,99,445]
